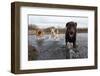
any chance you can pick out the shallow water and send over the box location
[28,33,88,60]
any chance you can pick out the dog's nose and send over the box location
[70,32,73,35]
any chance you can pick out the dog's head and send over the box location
[66,21,77,37]
[36,29,44,36]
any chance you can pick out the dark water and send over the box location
[28,33,88,60]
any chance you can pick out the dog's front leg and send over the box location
[73,41,76,48]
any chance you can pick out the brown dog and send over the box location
[35,28,44,40]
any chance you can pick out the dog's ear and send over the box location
[66,23,69,27]
[74,22,77,27]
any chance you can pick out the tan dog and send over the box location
[35,28,44,40]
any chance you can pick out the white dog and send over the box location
[50,28,59,40]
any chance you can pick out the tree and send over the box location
[28,24,38,30]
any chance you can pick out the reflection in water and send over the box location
[36,39,44,46]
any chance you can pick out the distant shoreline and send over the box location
[28,28,88,35]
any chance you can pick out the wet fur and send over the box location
[65,21,77,48]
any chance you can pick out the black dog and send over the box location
[65,21,77,48]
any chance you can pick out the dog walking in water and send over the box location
[35,28,45,40]
[65,21,77,48]
[50,28,59,40]
[65,21,77,58]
